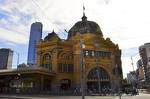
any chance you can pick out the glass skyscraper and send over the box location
[27,22,42,65]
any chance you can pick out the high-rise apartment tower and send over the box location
[139,43,150,84]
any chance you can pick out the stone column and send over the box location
[51,80,60,95]
[40,75,44,93]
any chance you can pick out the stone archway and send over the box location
[87,67,111,94]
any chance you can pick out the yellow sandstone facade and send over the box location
[36,14,123,94]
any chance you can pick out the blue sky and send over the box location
[1,0,150,77]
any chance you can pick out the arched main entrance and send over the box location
[87,67,110,94]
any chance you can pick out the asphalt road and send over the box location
[0,93,150,99]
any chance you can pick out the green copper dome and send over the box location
[68,15,103,39]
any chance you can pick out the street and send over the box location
[0,93,150,99]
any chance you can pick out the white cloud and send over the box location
[0,27,28,44]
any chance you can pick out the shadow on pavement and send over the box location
[0,96,31,99]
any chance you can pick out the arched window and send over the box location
[59,53,73,60]
[42,53,52,71]
[88,67,110,80]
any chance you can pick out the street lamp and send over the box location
[14,51,20,93]
[96,69,101,94]
[94,42,101,94]
[115,64,121,99]
[80,33,85,99]
[16,73,21,93]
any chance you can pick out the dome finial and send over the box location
[52,29,55,33]
[83,4,85,16]
[82,4,87,21]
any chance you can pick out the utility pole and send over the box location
[80,33,85,99]
[17,52,19,66]
[115,64,121,99]
[79,4,86,99]
[15,51,20,93]
[15,51,19,67]
[94,42,101,94]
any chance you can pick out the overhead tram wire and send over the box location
[31,0,68,38]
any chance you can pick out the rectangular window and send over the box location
[62,64,65,72]
[83,50,89,56]
[101,52,104,58]
[68,64,71,72]
[49,63,52,71]
[85,50,89,56]
[95,51,99,57]
[63,64,66,72]
[58,64,74,73]
[58,63,63,72]
[68,64,74,72]
[92,51,95,56]
[89,50,94,57]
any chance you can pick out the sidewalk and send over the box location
[0,92,150,99]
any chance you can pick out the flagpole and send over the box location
[83,4,85,16]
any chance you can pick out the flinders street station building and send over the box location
[0,13,123,95]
